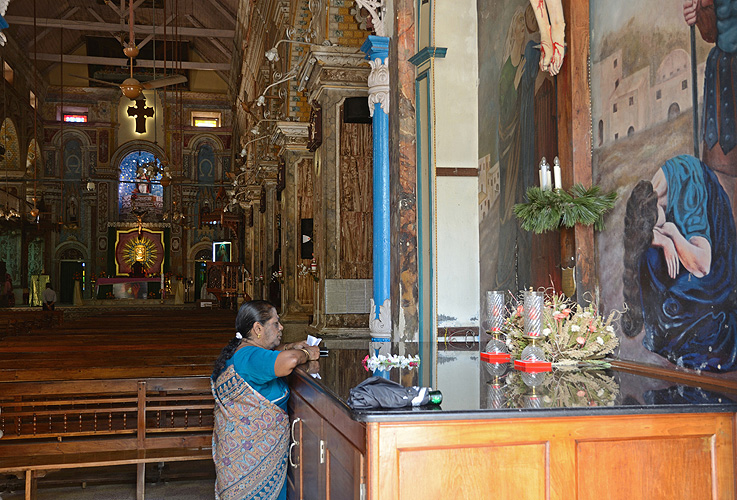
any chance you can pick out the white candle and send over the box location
[545,170,552,191]
[553,157,562,190]
[539,169,544,189]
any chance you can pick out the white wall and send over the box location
[433,0,480,327]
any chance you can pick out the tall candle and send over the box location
[553,156,562,190]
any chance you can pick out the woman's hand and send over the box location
[302,345,320,361]
[653,227,680,279]
[303,360,321,375]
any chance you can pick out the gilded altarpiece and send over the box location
[339,121,373,279]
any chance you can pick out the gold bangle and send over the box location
[298,348,310,361]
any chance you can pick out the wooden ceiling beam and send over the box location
[204,0,236,25]
[185,14,231,58]
[27,7,80,51]
[137,13,177,49]
[6,16,235,39]
[86,7,125,46]
[31,53,230,71]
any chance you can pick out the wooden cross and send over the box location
[127,99,154,134]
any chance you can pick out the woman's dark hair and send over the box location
[621,180,658,337]
[211,300,275,380]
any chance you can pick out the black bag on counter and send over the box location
[347,376,440,409]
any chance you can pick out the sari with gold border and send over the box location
[212,364,289,500]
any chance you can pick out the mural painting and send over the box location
[592,1,737,376]
[478,0,557,297]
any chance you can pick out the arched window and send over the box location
[118,150,164,219]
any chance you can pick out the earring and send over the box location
[257,333,261,339]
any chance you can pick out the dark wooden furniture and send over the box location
[0,310,63,336]
[0,376,214,500]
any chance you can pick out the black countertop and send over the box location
[291,342,737,423]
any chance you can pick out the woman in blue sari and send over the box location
[622,154,737,373]
[211,300,319,500]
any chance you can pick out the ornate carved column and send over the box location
[362,35,392,339]
[272,121,312,317]
[299,45,370,329]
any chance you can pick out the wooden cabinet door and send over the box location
[288,391,324,500]
[324,421,364,500]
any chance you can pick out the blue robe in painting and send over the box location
[640,155,737,372]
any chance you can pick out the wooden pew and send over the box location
[0,376,215,500]
[0,310,64,337]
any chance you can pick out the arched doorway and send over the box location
[668,103,680,121]
[57,246,85,304]
[194,248,211,300]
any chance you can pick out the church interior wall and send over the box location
[431,0,480,330]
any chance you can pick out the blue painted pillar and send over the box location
[362,35,392,338]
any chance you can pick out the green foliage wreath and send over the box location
[513,184,617,234]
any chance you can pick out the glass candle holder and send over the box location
[523,290,544,338]
[484,290,505,334]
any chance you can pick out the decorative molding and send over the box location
[369,298,391,335]
[271,121,309,153]
[353,0,386,37]
[367,57,390,116]
[297,46,369,104]
[408,46,448,67]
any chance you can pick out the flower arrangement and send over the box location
[501,290,619,367]
[362,354,420,372]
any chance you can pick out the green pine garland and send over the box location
[513,184,617,234]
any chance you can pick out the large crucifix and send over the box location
[127,98,154,134]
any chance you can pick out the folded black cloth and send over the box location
[348,376,435,409]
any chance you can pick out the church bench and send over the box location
[0,310,64,336]
[0,376,215,500]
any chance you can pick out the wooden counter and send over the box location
[287,346,737,500]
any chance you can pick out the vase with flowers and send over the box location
[501,289,619,368]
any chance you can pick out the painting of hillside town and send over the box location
[592,1,737,378]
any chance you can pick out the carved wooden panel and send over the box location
[339,121,373,279]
